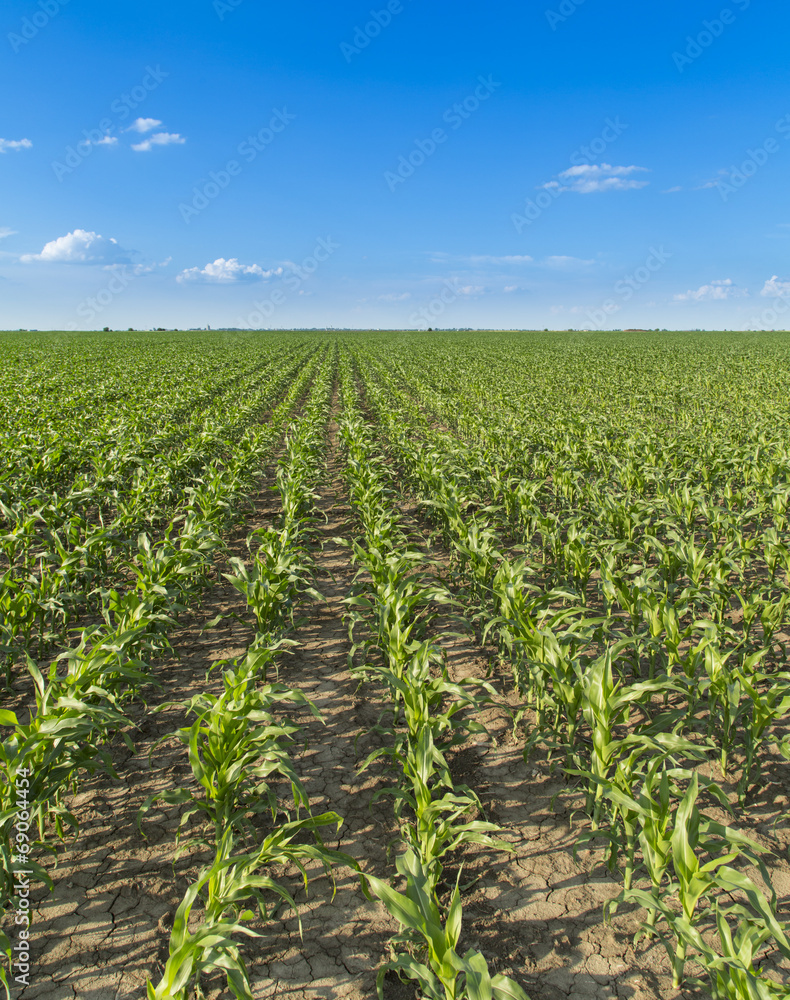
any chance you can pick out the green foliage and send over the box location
[368,851,529,1000]
[5,331,790,995]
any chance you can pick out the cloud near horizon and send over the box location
[466,254,535,265]
[674,279,748,302]
[433,253,594,268]
[761,276,790,298]
[177,258,284,284]
[543,255,596,267]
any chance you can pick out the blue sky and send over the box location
[1,0,788,330]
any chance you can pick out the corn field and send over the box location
[1,328,789,1000]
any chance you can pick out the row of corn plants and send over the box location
[142,350,357,999]
[336,358,528,999]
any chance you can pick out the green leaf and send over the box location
[491,973,531,1000]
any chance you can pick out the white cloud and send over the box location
[503,285,520,293]
[543,163,649,194]
[761,276,790,298]
[378,292,411,301]
[0,227,17,240]
[127,118,163,134]
[177,258,284,284]
[467,254,535,265]
[96,135,118,146]
[462,253,593,268]
[131,257,172,276]
[543,255,596,267]
[427,252,597,274]
[131,132,185,152]
[662,186,683,194]
[20,229,135,265]
[674,279,748,302]
[457,285,484,296]
[696,170,735,191]
[0,138,32,153]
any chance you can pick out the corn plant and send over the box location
[224,529,322,639]
[138,672,319,850]
[373,727,509,889]
[573,734,707,891]
[614,774,779,988]
[577,643,682,823]
[736,670,790,803]
[147,815,350,1000]
[698,637,770,776]
[693,900,790,998]
[367,850,529,1000]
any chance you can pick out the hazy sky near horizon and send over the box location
[1,0,789,331]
